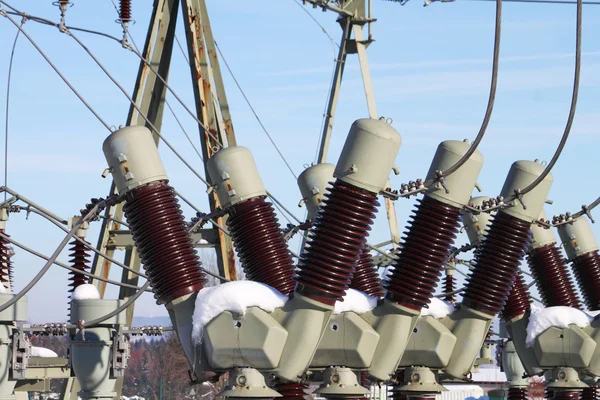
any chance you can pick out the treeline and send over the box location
[30,333,222,400]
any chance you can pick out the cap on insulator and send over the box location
[557,217,599,261]
[425,140,484,209]
[334,118,402,194]
[530,209,556,250]
[206,146,267,209]
[102,126,168,195]
[499,160,553,223]
[297,163,335,220]
[462,196,495,245]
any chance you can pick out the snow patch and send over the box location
[71,284,100,300]
[421,297,456,319]
[192,281,288,345]
[31,346,58,357]
[334,289,378,314]
[526,304,593,347]
[0,284,6,294]
[588,310,600,317]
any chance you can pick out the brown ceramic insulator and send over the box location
[502,271,532,321]
[385,196,462,311]
[570,251,600,310]
[444,273,455,303]
[68,238,91,293]
[551,391,581,400]
[349,246,384,297]
[274,382,307,400]
[124,181,206,305]
[528,244,582,309]
[295,179,379,306]
[119,0,132,21]
[359,371,370,389]
[462,211,532,316]
[0,229,13,292]
[227,196,295,295]
[508,388,527,400]
[581,386,600,400]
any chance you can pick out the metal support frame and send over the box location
[314,0,400,251]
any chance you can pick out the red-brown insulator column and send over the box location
[227,196,295,295]
[0,229,13,292]
[502,271,532,321]
[508,388,528,400]
[275,382,307,400]
[349,246,384,297]
[462,211,532,316]
[570,251,600,310]
[385,196,462,311]
[581,385,600,400]
[119,0,132,22]
[551,391,581,400]
[68,238,91,294]
[295,180,379,306]
[124,181,206,305]
[527,244,582,308]
[444,272,455,303]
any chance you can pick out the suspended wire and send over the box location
[165,101,204,162]
[83,281,151,327]
[0,232,150,292]
[428,0,502,182]
[174,34,191,65]
[0,10,112,131]
[214,41,298,180]
[4,18,22,201]
[290,0,339,55]
[512,0,582,199]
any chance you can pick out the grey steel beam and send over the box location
[181,0,238,280]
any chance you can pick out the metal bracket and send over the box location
[111,329,131,378]
[12,329,31,380]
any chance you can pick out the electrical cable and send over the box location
[4,18,22,202]
[506,0,582,200]
[214,41,298,180]
[266,190,303,224]
[0,232,150,292]
[0,9,112,131]
[427,0,502,182]
[83,280,151,327]
[165,100,204,162]
[291,0,339,55]
[0,201,102,313]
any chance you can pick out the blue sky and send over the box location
[0,0,598,322]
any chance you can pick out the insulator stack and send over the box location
[581,386,600,400]
[349,246,384,297]
[227,196,295,295]
[104,126,206,305]
[570,252,600,310]
[444,272,455,303]
[551,392,581,400]
[124,182,205,304]
[360,371,370,389]
[462,211,532,316]
[274,382,307,400]
[68,238,91,293]
[527,244,582,308]
[508,388,527,400]
[119,0,132,22]
[501,271,532,321]
[295,180,379,305]
[0,229,12,292]
[385,196,462,311]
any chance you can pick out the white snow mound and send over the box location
[526,304,593,347]
[421,297,456,318]
[31,346,58,357]
[192,281,288,344]
[71,284,100,300]
[0,284,6,294]
[334,289,378,314]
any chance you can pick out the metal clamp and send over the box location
[111,329,131,378]
[11,329,31,379]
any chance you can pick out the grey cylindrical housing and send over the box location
[425,140,484,209]
[462,196,495,245]
[557,217,599,261]
[206,146,267,209]
[530,210,556,250]
[499,160,553,222]
[297,163,335,220]
[334,119,401,193]
[102,126,168,195]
